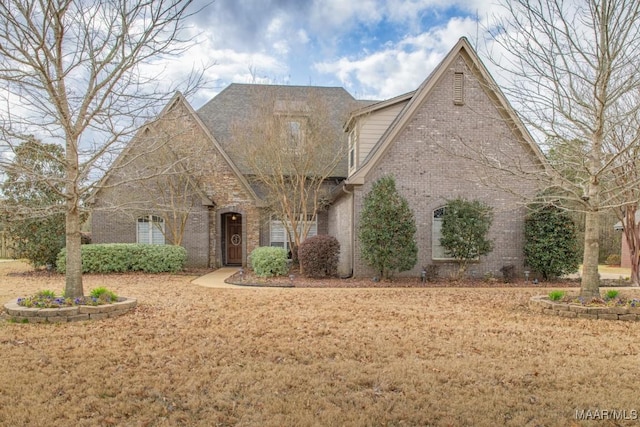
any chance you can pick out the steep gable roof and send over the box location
[91,92,262,205]
[196,84,359,176]
[347,37,547,185]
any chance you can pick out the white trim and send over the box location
[432,207,453,261]
[269,217,318,252]
[137,215,165,245]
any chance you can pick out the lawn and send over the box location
[1,260,639,426]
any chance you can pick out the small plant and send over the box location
[500,264,516,283]
[36,289,56,298]
[424,265,439,281]
[604,289,619,300]
[89,287,118,303]
[17,287,119,308]
[483,271,496,282]
[605,254,621,266]
[548,290,566,301]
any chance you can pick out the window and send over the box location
[432,207,453,260]
[453,72,464,105]
[137,215,165,244]
[270,215,317,253]
[348,128,357,172]
[284,119,304,153]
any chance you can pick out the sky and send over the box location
[177,0,503,108]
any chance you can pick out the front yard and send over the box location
[0,260,639,426]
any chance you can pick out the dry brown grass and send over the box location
[1,260,640,426]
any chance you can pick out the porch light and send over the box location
[231,214,237,221]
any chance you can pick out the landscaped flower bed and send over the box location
[530,294,640,321]
[4,288,136,323]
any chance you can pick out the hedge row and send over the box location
[56,244,187,274]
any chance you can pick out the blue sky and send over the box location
[179,0,500,108]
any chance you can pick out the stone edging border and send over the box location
[3,297,137,323]
[530,295,640,321]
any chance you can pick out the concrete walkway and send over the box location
[191,267,243,288]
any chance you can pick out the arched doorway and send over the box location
[223,212,242,265]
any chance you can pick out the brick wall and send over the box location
[351,54,539,278]
[91,97,261,268]
[328,191,353,277]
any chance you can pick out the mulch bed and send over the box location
[225,270,594,288]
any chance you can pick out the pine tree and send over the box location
[358,176,417,279]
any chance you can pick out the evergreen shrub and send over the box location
[56,243,186,273]
[250,246,289,277]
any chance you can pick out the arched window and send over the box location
[137,215,165,244]
[432,207,452,260]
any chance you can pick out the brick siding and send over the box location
[351,54,539,278]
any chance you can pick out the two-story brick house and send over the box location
[91,37,545,278]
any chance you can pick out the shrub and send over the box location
[524,204,580,280]
[424,265,439,281]
[548,290,566,301]
[605,254,621,266]
[500,264,516,283]
[56,244,186,273]
[298,235,340,278]
[440,198,494,279]
[358,175,418,279]
[250,247,289,278]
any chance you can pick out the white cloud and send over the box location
[314,16,479,99]
[309,0,381,31]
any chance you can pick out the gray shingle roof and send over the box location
[196,83,361,177]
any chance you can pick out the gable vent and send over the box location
[453,72,464,105]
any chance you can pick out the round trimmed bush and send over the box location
[250,246,289,277]
[298,235,340,278]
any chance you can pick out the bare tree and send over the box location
[229,88,353,267]
[0,0,206,297]
[95,104,213,246]
[484,0,640,297]
[608,118,640,284]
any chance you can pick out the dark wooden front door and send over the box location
[226,214,242,265]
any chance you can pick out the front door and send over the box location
[225,213,242,265]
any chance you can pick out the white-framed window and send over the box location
[269,215,317,252]
[432,207,453,260]
[137,215,165,244]
[348,128,357,172]
[453,72,464,105]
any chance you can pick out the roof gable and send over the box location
[347,37,547,185]
[196,84,358,176]
[91,92,262,205]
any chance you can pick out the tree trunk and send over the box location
[65,132,83,298]
[623,205,640,286]
[65,203,83,298]
[581,209,600,298]
[631,258,640,286]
